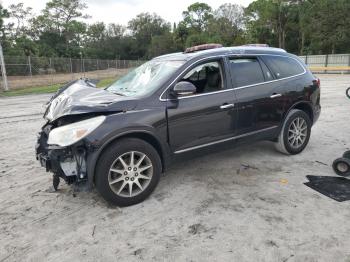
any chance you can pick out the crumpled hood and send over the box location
[44,79,137,122]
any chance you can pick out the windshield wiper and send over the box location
[111,91,126,96]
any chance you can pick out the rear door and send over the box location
[228,55,286,135]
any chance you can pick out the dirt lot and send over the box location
[0,75,350,262]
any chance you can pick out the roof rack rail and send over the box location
[243,44,269,47]
[184,43,223,53]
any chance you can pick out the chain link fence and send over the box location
[299,54,350,73]
[1,56,145,90]
[1,54,350,90]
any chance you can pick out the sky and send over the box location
[2,0,253,25]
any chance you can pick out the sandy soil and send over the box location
[0,75,350,262]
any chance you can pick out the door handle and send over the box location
[220,103,235,109]
[270,93,282,98]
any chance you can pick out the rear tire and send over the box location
[95,138,161,206]
[275,109,311,155]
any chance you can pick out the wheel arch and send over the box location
[284,101,314,124]
[275,102,313,154]
[87,130,169,185]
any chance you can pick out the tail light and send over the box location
[313,78,320,88]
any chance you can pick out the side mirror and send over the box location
[172,81,196,96]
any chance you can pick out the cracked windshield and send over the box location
[107,60,185,96]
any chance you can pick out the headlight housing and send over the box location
[48,116,106,147]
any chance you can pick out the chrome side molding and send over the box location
[174,126,278,154]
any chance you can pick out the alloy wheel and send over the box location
[108,151,153,197]
[287,117,308,149]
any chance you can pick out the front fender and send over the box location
[83,109,170,186]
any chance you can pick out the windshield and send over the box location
[107,60,185,97]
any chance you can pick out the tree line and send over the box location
[0,0,349,60]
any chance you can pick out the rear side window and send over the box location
[263,56,304,79]
[229,58,265,87]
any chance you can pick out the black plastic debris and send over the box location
[304,175,350,202]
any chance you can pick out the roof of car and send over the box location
[153,46,288,61]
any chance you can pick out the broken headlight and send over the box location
[47,116,106,147]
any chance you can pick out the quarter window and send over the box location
[263,56,304,79]
[229,58,265,87]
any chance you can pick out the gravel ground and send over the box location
[0,75,350,262]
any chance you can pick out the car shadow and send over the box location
[305,175,350,202]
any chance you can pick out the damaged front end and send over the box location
[35,117,101,190]
[35,79,136,190]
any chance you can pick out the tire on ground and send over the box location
[95,138,162,206]
[332,157,350,177]
[274,109,312,155]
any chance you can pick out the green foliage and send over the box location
[173,21,189,50]
[245,0,290,49]
[1,0,350,60]
[128,12,171,58]
[148,33,176,58]
[182,2,213,32]
[208,4,245,46]
[185,33,207,47]
[0,4,9,37]
[308,0,350,54]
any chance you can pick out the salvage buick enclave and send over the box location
[36,44,321,206]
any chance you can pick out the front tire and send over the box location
[275,109,312,155]
[95,138,161,206]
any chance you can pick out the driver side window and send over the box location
[180,61,224,96]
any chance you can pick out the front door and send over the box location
[166,59,237,153]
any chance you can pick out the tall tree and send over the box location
[32,0,89,57]
[295,0,312,55]
[0,4,9,38]
[309,0,350,54]
[2,0,350,59]
[246,0,291,49]
[3,3,36,56]
[38,0,89,33]
[173,21,189,49]
[128,12,171,58]
[107,23,126,38]
[148,33,176,57]
[7,3,33,38]
[207,4,245,46]
[214,3,244,29]
[182,2,213,32]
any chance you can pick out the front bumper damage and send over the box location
[34,78,133,190]
[35,124,90,189]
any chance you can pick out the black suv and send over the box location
[36,45,321,206]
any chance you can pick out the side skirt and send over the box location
[174,126,279,154]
